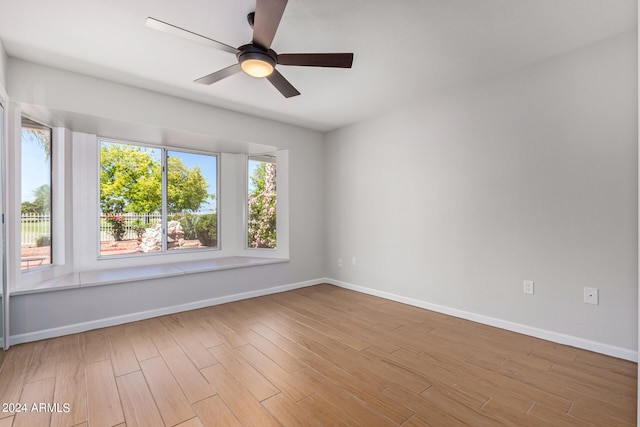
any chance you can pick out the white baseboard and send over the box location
[10,277,637,362]
[324,278,638,362]
[9,278,322,346]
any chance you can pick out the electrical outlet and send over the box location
[523,280,534,295]
[337,258,342,268]
[584,287,598,305]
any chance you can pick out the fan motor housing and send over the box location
[237,44,277,66]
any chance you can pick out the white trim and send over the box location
[0,94,8,350]
[636,8,639,422]
[325,278,638,362]
[10,278,322,345]
[11,256,289,295]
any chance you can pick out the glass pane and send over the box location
[167,150,217,250]
[99,141,162,256]
[21,118,52,270]
[247,156,277,249]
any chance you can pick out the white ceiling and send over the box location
[0,0,636,132]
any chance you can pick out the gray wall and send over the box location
[325,31,638,353]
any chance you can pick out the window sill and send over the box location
[11,256,288,296]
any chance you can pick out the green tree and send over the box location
[247,161,277,248]
[100,144,160,214]
[167,156,210,213]
[100,143,210,215]
[33,184,51,212]
[21,201,39,214]
[20,185,50,214]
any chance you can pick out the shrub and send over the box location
[35,235,51,247]
[131,219,146,238]
[105,214,127,241]
[194,213,217,247]
[247,191,276,248]
[247,161,276,249]
[171,212,197,240]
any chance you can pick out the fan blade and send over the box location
[145,17,238,54]
[253,0,288,50]
[194,63,242,85]
[266,70,300,98]
[278,53,354,68]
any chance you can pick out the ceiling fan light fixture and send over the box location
[237,46,277,78]
[241,58,274,78]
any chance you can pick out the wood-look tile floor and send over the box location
[0,284,636,426]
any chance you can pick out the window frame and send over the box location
[245,154,278,251]
[20,115,53,273]
[9,108,70,290]
[97,138,221,260]
[240,150,289,260]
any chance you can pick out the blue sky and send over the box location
[21,130,50,203]
[248,159,260,193]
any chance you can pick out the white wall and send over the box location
[7,59,326,337]
[0,40,6,90]
[325,31,638,356]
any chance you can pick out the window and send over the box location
[247,155,276,249]
[20,118,53,271]
[99,140,218,257]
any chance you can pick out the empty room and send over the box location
[0,0,637,426]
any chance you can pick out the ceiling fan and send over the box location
[145,0,354,98]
